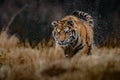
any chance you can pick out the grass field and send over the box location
[0,31,120,80]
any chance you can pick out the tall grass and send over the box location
[0,31,120,80]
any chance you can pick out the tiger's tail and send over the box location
[73,10,94,27]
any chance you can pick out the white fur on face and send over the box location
[64,27,69,32]
[57,28,60,33]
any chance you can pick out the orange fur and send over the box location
[52,11,94,58]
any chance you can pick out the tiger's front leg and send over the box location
[87,44,92,55]
[83,44,92,55]
[63,46,74,58]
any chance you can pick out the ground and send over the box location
[0,31,120,80]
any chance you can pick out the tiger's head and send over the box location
[51,20,78,47]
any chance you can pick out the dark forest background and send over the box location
[0,0,120,47]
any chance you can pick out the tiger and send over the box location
[51,10,94,58]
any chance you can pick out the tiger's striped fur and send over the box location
[73,10,94,27]
[51,11,94,58]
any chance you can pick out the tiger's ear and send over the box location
[67,20,74,26]
[51,21,58,27]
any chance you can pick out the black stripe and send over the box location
[70,31,78,47]
[73,40,84,55]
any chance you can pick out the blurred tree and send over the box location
[0,0,119,47]
[94,0,120,47]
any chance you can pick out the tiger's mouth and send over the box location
[58,41,69,46]
[57,35,78,46]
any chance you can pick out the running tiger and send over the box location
[51,10,94,58]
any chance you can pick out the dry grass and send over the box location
[0,31,120,80]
